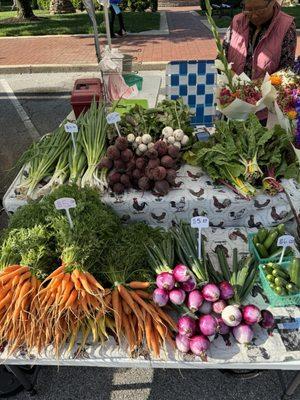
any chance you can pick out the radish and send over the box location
[242,304,261,326]
[177,316,196,337]
[153,288,169,307]
[190,335,210,356]
[202,283,220,302]
[199,315,217,336]
[156,272,175,291]
[169,288,186,305]
[173,264,190,283]
[187,290,203,312]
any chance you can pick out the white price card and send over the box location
[106,112,121,125]
[54,198,76,210]
[64,122,78,134]
[277,235,295,248]
[191,216,209,229]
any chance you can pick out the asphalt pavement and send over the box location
[0,72,299,400]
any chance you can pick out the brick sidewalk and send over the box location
[0,10,299,67]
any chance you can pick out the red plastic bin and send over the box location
[71,78,103,118]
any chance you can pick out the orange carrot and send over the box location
[0,291,12,310]
[117,285,144,324]
[145,313,152,351]
[65,289,78,308]
[60,281,74,305]
[135,290,152,300]
[122,313,135,352]
[129,290,159,320]
[153,305,177,331]
[84,272,104,290]
[151,328,160,357]
[77,272,93,294]
[128,281,151,290]
[71,273,81,290]
[0,266,29,284]
[44,265,66,281]
[122,299,131,315]
[111,287,122,341]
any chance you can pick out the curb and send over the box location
[0,61,168,74]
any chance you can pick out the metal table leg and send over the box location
[279,371,300,400]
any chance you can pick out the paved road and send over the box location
[0,72,299,400]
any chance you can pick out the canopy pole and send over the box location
[83,0,101,63]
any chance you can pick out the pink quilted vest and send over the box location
[227,4,294,79]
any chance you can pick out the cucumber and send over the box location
[253,235,259,245]
[275,286,287,296]
[263,263,275,275]
[266,274,275,283]
[289,258,300,288]
[269,282,276,290]
[263,231,279,250]
[274,276,289,286]
[255,243,269,258]
[257,228,268,243]
[286,283,299,294]
[276,224,285,236]
[272,268,290,279]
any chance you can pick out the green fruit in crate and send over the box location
[257,228,268,243]
[253,235,259,245]
[276,224,285,235]
[255,243,268,258]
[263,263,275,274]
[272,267,290,279]
[274,276,289,287]
[289,258,300,288]
[275,286,287,296]
[269,282,276,290]
[286,283,299,294]
[263,231,278,250]
[266,274,275,283]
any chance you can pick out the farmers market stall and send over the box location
[1,2,300,399]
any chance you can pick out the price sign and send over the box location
[54,198,76,229]
[106,112,121,125]
[277,235,295,248]
[64,122,78,151]
[64,122,78,134]
[191,216,210,260]
[277,234,294,264]
[106,112,121,137]
[191,216,209,229]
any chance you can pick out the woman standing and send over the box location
[110,0,127,38]
[223,0,296,79]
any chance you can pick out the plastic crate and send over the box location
[258,262,300,307]
[112,99,148,115]
[248,232,293,264]
[123,74,143,91]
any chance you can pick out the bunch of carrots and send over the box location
[111,281,177,357]
[0,266,177,358]
[0,265,42,354]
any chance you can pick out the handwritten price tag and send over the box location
[191,216,209,229]
[106,112,121,125]
[54,198,76,210]
[64,122,78,134]
[277,235,295,248]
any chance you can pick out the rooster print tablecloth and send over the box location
[101,165,300,229]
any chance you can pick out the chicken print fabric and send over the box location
[101,165,300,229]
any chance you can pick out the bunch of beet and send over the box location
[99,136,180,196]
[152,264,275,359]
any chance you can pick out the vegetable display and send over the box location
[261,260,300,296]
[184,115,298,198]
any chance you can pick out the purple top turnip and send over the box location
[153,288,169,307]
[202,283,220,302]
[242,304,261,326]
[219,281,235,300]
[177,316,196,337]
[173,264,190,283]
[156,272,175,291]
[199,315,217,336]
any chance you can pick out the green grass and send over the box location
[0,10,160,36]
[201,6,300,29]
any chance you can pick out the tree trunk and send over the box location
[16,0,35,19]
[49,0,76,14]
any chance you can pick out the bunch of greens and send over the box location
[109,98,193,141]
[171,221,209,283]
[184,114,298,198]
[206,248,258,304]
[147,235,175,274]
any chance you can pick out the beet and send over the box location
[120,148,133,163]
[98,157,113,170]
[136,157,147,170]
[147,158,160,169]
[154,140,168,156]
[115,137,128,151]
[145,167,154,180]
[152,166,167,181]
[166,168,177,184]
[126,160,136,172]
[154,180,170,196]
[132,169,143,180]
[161,155,175,169]
[168,145,180,159]
[108,171,121,185]
[138,176,151,191]
[114,159,126,171]
[120,174,132,188]
[145,148,158,160]
[107,145,120,161]
[112,182,125,194]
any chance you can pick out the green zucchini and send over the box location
[266,274,275,283]
[257,228,268,243]
[275,286,287,296]
[255,243,268,258]
[276,224,285,236]
[263,231,279,250]
[286,283,299,294]
[274,276,289,286]
[289,258,300,288]
[272,268,290,279]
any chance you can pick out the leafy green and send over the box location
[184,115,298,197]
